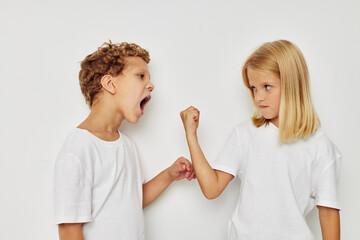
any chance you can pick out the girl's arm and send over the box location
[58,223,84,240]
[181,107,234,199]
[318,206,340,240]
[142,157,195,208]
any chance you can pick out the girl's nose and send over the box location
[254,91,264,103]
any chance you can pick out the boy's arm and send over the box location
[180,107,234,199]
[58,223,84,240]
[143,157,195,208]
[318,206,340,240]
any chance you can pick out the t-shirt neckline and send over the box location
[265,121,279,133]
[75,128,123,145]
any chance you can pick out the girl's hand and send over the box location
[167,157,196,181]
[180,106,200,136]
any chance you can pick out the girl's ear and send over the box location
[100,75,116,94]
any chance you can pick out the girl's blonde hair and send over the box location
[242,40,320,142]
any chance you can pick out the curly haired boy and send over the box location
[54,41,195,240]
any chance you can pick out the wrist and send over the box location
[186,131,197,139]
[165,167,176,183]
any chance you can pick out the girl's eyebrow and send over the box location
[261,79,277,85]
[250,80,273,86]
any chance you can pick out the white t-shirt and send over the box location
[212,121,341,240]
[54,128,144,240]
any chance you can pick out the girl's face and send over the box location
[247,67,281,127]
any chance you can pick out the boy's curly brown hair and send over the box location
[79,41,150,107]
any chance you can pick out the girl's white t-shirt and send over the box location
[54,128,144,240]
[212,121,341,240]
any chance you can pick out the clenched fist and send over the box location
[167,157,196,181]
[180,106,200,136]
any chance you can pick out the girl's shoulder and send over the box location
[228,120,256,145]
[231,120,253,137]
[234,119,254,131]
[306,128,334,146]
[234,119,277,135]
[304,128,342,160]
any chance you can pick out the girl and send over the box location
[180,40,341,240]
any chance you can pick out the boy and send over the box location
[54,41,195,240]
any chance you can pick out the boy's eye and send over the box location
[265,85,271,90]
[138,74,145,79]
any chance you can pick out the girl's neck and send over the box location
[270,117,279,128]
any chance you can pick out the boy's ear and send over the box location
[100,75,116,94]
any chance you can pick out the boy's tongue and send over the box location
[140,96,150,114]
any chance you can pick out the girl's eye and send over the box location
[138,74,144,79]
[265,85,271,90]
[251,86,256,91]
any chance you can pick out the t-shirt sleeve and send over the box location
[54,153,92,224]
[127,136,145,184]
[312,137,342,210]
[212,125,248,178]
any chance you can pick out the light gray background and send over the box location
[0,0,359,239]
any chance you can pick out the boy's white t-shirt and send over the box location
[54,128,144,240]
[212,121,341,240]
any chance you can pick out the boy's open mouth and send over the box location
[140,95,151,114]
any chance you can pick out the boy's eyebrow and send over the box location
[134,67,149,72]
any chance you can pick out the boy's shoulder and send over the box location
[59,128,94,155]
[119,131,138,149]
[61,128,136,151]
[56,129,138,165]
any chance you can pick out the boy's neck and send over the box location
[78,101,124,141]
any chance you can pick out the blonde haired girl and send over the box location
[181,40,341,240]
[242,40,319,142]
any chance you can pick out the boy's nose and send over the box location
[147,81,154,92]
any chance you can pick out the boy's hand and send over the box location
[168,157,196,181]
[180,106,200,136]
[143,157,195,208]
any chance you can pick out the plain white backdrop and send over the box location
[0,0,359,239]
